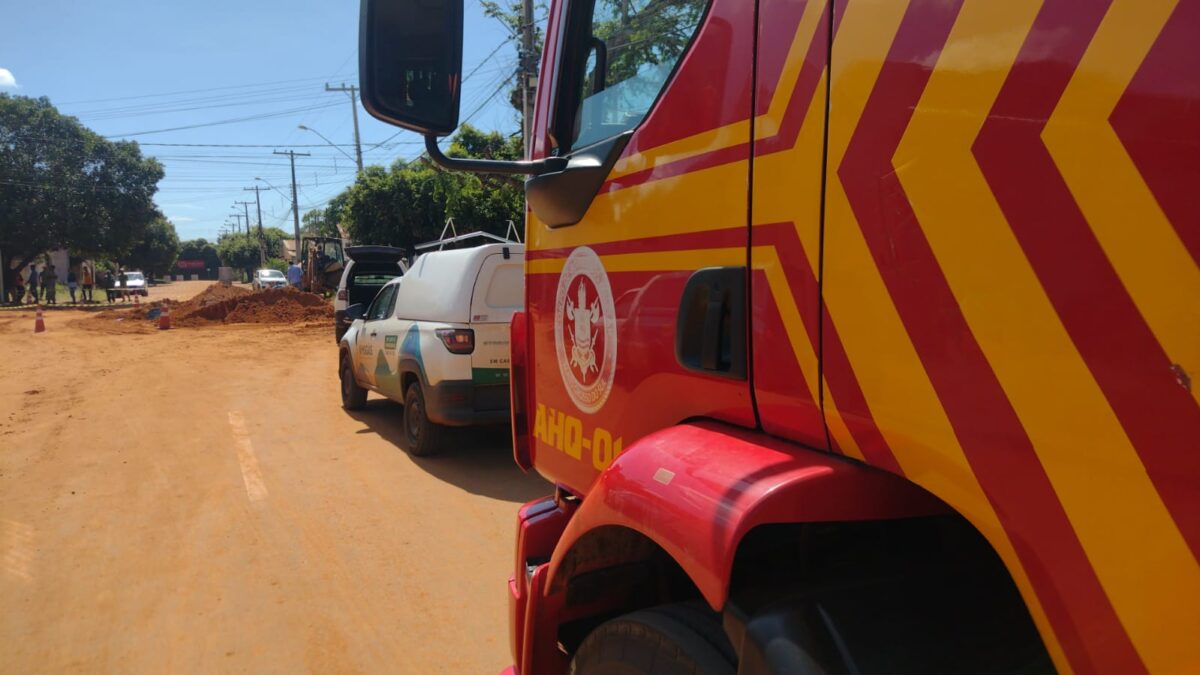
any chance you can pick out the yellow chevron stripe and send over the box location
[896,1,1200,669]
[527,157,749,252]
[823,0,1066,669]
[1043,0,1200,410]
[1038,8,1200,664]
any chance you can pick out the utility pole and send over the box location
[274,150,310,264]
[325,83,364,172]
[520,0,535,156]
[244,186,267,264]
[235,200,258,265]
[229,213,244,234]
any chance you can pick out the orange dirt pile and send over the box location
[95,284,331,327]
[177,287,331,326]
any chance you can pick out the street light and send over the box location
[254,176,291,201]
[298,124,361,171]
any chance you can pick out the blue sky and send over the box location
[1,0,527,241]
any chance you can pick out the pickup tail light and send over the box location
[337,288,348,301]
[436,328,475,354]
[510,311,532,470]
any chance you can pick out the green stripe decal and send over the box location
[472,368,509,385]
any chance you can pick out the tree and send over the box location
[301,208,338,238]
[0,94,164,275]
[216,233,261,282]
[125,216,180,277]
[335,125,524,251]
[178,238,220,271]
[217,227,292,281]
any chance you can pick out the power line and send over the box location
[57,74,358,106]
[104,101,343,138]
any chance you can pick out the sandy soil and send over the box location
[0,285,549,673]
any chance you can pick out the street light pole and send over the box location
[298,125,357,169]
[244,185,266,264]
[324,83,364,172]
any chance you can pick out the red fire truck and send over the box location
[360,0,1199,672]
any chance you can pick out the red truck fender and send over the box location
[545,420,948,609]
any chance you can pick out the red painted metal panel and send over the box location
[545,421,947,608]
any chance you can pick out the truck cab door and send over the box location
[524,0,756,494]
[749,0,832,451]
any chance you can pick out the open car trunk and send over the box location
[346,246,406,307]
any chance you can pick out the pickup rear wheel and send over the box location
[403,383,443,457]
[340,358,367,410]
[569,604,735,675]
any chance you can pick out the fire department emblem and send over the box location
[555,246,617,414]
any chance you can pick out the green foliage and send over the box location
[178,238,220,270]
[216,233,262,281]
[125,217,180,277]
[216,226,294,280]
[264,257,289,275]
[337,126,523,250]
[0,94,164,274]
[301,208,338,238]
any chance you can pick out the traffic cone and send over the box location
[134,293,140,307]
[158,302,171,330]
[34,306,45,333]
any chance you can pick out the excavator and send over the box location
[299,236,345,295]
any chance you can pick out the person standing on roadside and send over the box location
[42,264,58,305]
[67,268,78,304]
[287,259,303,289]
[81,265,94,303]
[12,269,25,305]
[116,268,127,303]
[26,265,39,304]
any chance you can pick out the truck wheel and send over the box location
[340,359,367,410]
[403,383,443,457]
[569,604,735,675]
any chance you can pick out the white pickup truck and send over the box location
[337,243,524,456]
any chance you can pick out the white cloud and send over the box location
[0,68,17,88]
[172,216,197,222]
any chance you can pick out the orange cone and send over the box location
[34,306,45,333]
[158,303,171,330]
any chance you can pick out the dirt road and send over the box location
[0,284,548,673]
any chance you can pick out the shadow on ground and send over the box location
[347,397,550,503]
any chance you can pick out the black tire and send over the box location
[570,604,736,675]
[403,382,443,457]
[340,358,367,410]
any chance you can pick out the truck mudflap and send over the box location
[508,493,575,675]
[544,421,949,611]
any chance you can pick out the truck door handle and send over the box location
[675,267,747,379]
[370,331,377,337]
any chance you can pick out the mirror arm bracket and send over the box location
[424,135,566,176]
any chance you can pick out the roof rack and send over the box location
[413,218,523,252]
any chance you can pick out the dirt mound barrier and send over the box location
[94,283,331,328]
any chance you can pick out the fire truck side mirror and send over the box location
[359,0,464,136]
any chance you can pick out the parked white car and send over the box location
[122,271,148,296]
[252,268,288,290]
[337,243,524,456]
